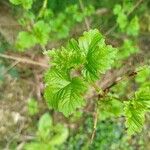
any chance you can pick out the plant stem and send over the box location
[0,53,48,68]
[79,0,90,30]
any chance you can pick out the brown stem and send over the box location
[0,53,48,68]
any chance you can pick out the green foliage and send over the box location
[99,95,124,120]
[135,66,150,84]
[6,0,150,146]
[44,69,87,116]
[113,3,140,36]
[11,1,94,51]
[24,113,68,150]
[27,98,39,116]
[44,29,117,116]
[124,87,150,135]
[16,32,37,51]
[9,0,34,9]
[37,113,52,140]
[16,20,50,51]
[117,39,139,60]
[113,4,128,31]
[63,116,136,150]
[32,20,50,45]
[126,16,140,36]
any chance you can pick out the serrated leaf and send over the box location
[47,42,85,71]
[22,0,33,9]
[124,87,150,135]
[135,87,150,109]
[79,29,117,81]
[44,29,117,116]
[44,68,87,116]
[124,101,145,135]
[135,66,150,83]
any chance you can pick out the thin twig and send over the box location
[2,60,20,76]
[105,0,144,36]
[103,68,143,92]
[90,103,98,144]
[0,53,48,68]
[79,0,90,30]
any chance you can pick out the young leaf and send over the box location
[16,31,37,51]
[78,29,117,81]
[99,96,124,120]
[37,113,52,140]
[118,39,139,60]
[127,16,140,36]
[117,12,128,30]
[48,42,85,71]
[135,66,150,83]
[124,101,145,135]
[113,4,122,15]
[32,20,51,46]
[124,87,150,135]
[9,0,33,9]
[9,0,21,5]
[24,142,53,150]
[27,98,39,116]
[135,87,150,109]
[44,68,87,116]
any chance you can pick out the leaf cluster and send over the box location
[113,3,140,36]
[124,86,150,135]
[44,29,117,116]
[24,113,68,150]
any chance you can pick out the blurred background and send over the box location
[0,0,150,149]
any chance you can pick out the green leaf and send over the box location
[118,39,139,60]
[16,31,37,51]
[44,29,117,116]
[124,87,150,135]
[135,87,150,109]
[127,16,140,36]
[99,96,124,120]
[117,12,128,30]
[44,68,87,116]
[49,124,68,145]
[135,66,150,83]
[46,39,85,71]
[32,20,50,46]
[9,0,21,5]
[24,142,53,150]
[124,101,145,135]
[113,4,122,15]
[9,0,33,9]
[22,0,33,9]
[37,113,52,140]
[78,29,117,81]
[27,98,39,116]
